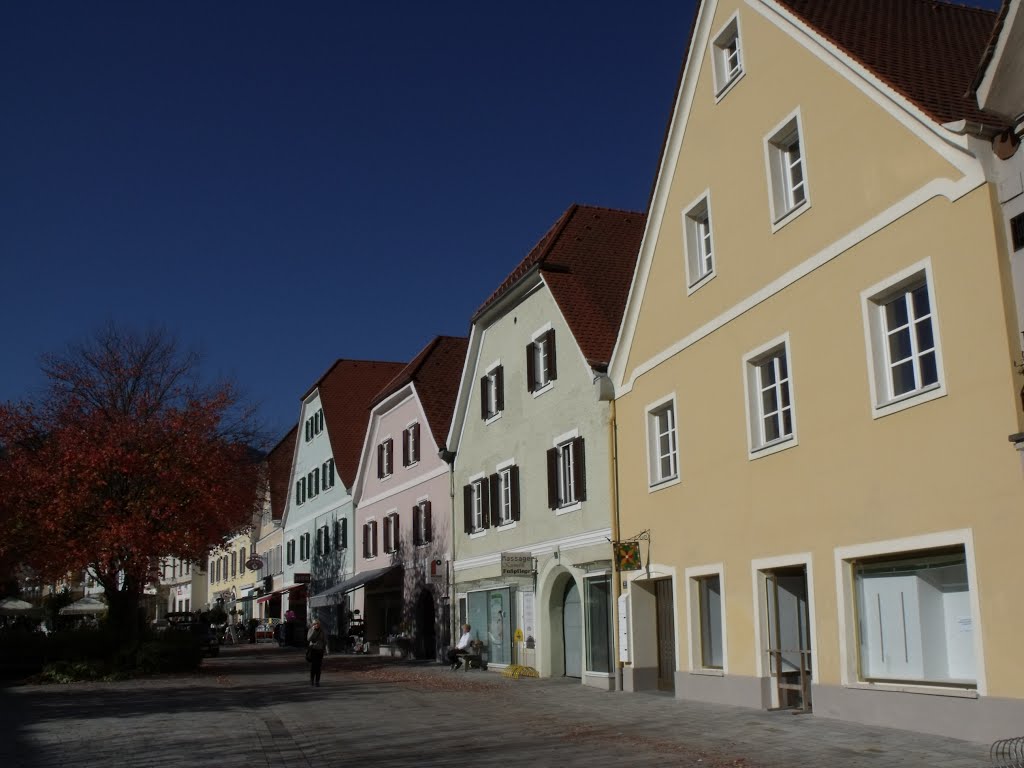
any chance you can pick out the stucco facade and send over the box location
[608,0,1024,742]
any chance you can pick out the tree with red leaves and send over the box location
[0,326,263,647]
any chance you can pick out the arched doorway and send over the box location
[563,580,582,678]
[415,589,437,660]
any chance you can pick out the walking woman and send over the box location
[306,618,327,687]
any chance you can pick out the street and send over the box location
[0,644,992,767]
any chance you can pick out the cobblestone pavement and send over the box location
[0,644,993,768]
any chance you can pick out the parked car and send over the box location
[163,612,219,657]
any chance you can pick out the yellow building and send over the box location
[608,0,1024,742]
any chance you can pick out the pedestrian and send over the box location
[447,623,472,670]
[306,618,327,687]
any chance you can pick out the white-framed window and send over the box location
[490,463,520,525]
[527,328,557,393]
[231,551,237,577]
[847,544,975,688]
[322,458,335,490]
[307,467,320,499]
[862,262,945,417]
[463,476,489,533]
[286,539,295,566]
[362,520,378,559]
[304,408,324,442]
[300,532,311,561]
[711,13,743,98]
[683,193,715,291]
[383,512,400,554]
[412,500,433,546]
[687,568,725,671]
[646,396,679,487]
[480,363,504,420]
[295,476,306,506]
[377,437,394,479]
[239,548,246,573]
[765,111,809,228]
[743,335,797,457]
[402,423,420,467]
[547,434,586,510]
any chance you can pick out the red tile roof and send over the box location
[267,425,297,521]
[306,359,406,490]
[777,0,1004,126]
[373,335,469,451]
[473,205,646,369]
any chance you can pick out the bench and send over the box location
[461,652,484,671]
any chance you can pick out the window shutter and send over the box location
[547,447,559,509]
[526,342,536,392]
[463,484,473,533]
[392,514,400,552]
[489,473,500,522]
[377,443,384,479]
[412,505,421,546]
[546,329,557,381]
[363,524,369,559]
[424,501,432,542]
[372,521,378,557]
[481,480,491,529]
[385,439,394,475]
[573,436,586,501]
[402,428,410,467]
[480,377,489,419]
[495,366,505,411]
[510,465,521,521]
[412,423,420,462]
[340,519,348,550]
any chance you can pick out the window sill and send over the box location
[403,460,420,470]
[484,412,503,425]
[770,201,810,233]
[648,475,681,493]
[686,270,716,296]
[555,501,582,516]
[469,530,487,540]
[748,434,797,460]
[714,70,744,103]
[871,383,945,420]
[495,520,518,531]
[689,668,725,677]
[531,382,553,399]
[844,681,978,699]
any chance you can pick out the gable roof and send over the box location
[306,359,406,490]
[267,425,297,521]
[475,204,647,369]
[373,335,469,450]
[777,0,1004,127]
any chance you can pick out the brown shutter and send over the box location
[489,473,500,523]
[546,329,557,381]
[526,342,536,392]
[362,524,369,559]
[402,428,410,467]
[393,513,400,552]
[463,484,473,533]
[495,366,504,411]
[573,436,586,501]
[386,439,393,475]
[377,443,384,479]
[371,521,378,557]
[480,376,489,419]
[510,465,521,521]
[412,505,421,546]
[412,423,420,462]
[547,447,559,509]
[481,480,491,529]
[424,501,432,542]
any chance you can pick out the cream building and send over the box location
[608,0,1024,742]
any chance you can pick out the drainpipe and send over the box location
[610,398,625,693]
[439,447,457,650]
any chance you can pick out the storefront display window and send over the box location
[467,587,512,665]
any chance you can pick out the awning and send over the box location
[255,584,304,604]
[308,565,399,609]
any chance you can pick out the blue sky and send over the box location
[0,1,1002,440]
[0,1,696,439]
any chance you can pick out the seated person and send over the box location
[446,623,473,670]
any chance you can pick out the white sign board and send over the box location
[501,552,533,577]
